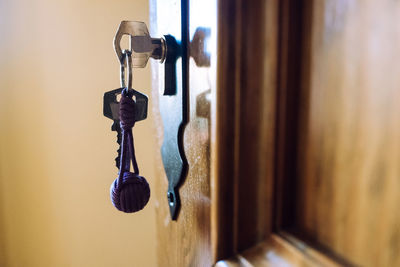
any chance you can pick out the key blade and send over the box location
[112,120,122,169]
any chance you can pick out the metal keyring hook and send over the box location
[120,49,133,91]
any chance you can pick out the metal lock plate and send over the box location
[113,20,187,220]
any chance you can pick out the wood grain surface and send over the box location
[292,1,400,266]
[216,234,341,267]
[214,0,280,260]
[150,0,216,265]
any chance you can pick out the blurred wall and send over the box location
[0,0,157,266]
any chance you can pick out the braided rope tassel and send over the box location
[110,89,150,213]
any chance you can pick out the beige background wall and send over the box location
[0,0,157,266]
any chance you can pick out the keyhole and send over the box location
[167,192,175,206]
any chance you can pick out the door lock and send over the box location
[113,21,187,220]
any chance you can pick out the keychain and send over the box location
[104,50,150,213]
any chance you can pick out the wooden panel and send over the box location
[214,0,279,259]
[150,0,216,266]
[213,0,239,258]
[215,234,340,267]
[275,0,311,231]
[235,0,279,252]
[293,1,400,266]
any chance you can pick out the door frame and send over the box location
[213,0,344,265]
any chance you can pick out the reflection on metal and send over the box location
[190,27,211,67]
[196,89,211,119]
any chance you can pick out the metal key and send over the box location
[103,87,149,169]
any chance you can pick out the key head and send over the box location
[103,88,123,120]
[114,21,165,68]
[103,88,148,122]
[129,89,148,122]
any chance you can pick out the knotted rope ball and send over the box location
[110,172,150,213]
[110,89,150,213]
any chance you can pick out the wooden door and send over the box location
[216,0,400,266]
[150,0,400,266]
[287,1,400,266]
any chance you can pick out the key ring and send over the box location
[120,49,133,91]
